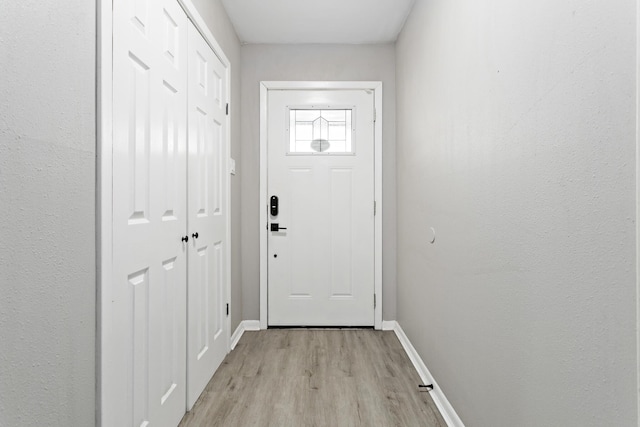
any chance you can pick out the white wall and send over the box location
[0,1,96,426]
[240,43,397,321]
[396,0,637,426]
[190,0,244,332]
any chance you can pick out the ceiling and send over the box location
[220,0,416,45]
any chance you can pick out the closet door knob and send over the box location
[192,232,199,239]
[181,235,189,243]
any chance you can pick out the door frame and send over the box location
[98,1,232,423]
[259,81,383,330]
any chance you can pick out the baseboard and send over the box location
[381,320,397,331]
[243,320,261,331]
[230,320,262,350]
[390,322,465,427]
[230,322,244,350]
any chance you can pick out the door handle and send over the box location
[192,232,199,239]
[181,235,189,243]
[270,223,287,232]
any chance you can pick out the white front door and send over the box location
[267,89,375,326]
[111,0,188,425]
[186,21,229,409]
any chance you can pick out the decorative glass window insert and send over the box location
[289,109,353,154]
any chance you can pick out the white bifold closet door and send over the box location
[186,21,229,409]
[112,0,189,426]
[111,0,229,425]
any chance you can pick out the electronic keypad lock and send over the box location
[270,195,279,216]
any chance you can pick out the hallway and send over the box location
[179,330,446,426]
[2,0,639,425]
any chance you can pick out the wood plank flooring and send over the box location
[179,329,447,427]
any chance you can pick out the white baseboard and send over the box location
[387,321,465,427]
[230,320,262,350]
[230,323,243,350]
[243,320,260,331]
[381,320,397,331]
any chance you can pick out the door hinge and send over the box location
[374,293,377,309]
[226,303,229,316]
[226,103,229,115]
[374,201,377,216]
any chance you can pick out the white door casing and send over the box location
[259,82,383,330]
[186,20,229,409]
[266,88,378,327]
[111,0,188,426]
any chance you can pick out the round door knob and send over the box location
[192,232,199,239]
[181,235,189,243]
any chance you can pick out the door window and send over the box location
[287,108,354,154]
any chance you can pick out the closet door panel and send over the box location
[187,21,229,409]
[111,0,188,425]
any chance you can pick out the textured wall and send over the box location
[190,0,244,332]
[396,0,637,425]
[240,43,397,321]
[0,1,96,426]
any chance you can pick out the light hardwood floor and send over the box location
[179,329,447,427]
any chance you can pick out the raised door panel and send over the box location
[211,119,223,216]
[195,245,211,360]
[129,268,150,427]
[288,167,314,298]
[212,242,224,339]
[330,168,354,299]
